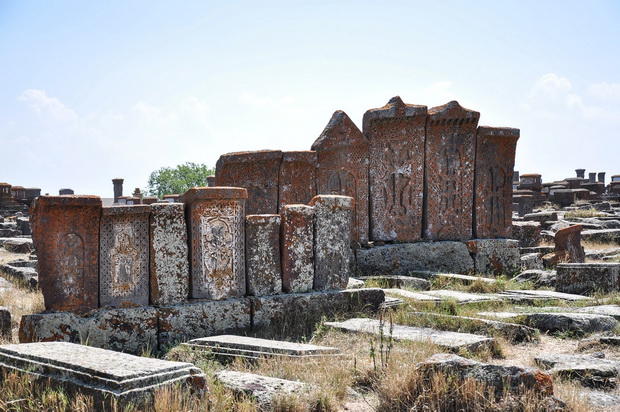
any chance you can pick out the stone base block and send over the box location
[556,263,620,295]
[467,239,520,276]
[158,298,251,349]
[0,342,206,409]
[512,221,541,248]
[355,242,473,276]
[19,307,158,355]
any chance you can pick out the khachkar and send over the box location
[181,187,247,300]
[425,101,479,241]
[278,151,317,211]
[312,110,369,244]
[215,151,282,215]
[363,97,427,242]
[474,127,520,238]
[99,205,151,308]
[30,196,102,314]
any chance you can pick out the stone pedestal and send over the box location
[100,205,151,308]
[467,239,520,276]
[312,110,370,243]
[363,97,427,242]
[309,195,353,290]
[556,263,620,295]
[245,215,282,296]
[30,196,101,314]
[112,178,124,203]
[278,151,317,212]
[555,224,585,263]
[181,187,247,300]
[280,204,314,293]
[149,203,189,306]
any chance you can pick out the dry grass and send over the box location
[564,208,607,219]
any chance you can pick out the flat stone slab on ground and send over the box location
[432,273,496,285]
[575,305,620,320]
[0,238,33,254]
[501,289,591,302]
[325,318,494,352]
[358,275,431,290]
[583,390,620,409]
[535,352,620,388]
[419,290,501,303]
[0,342,206,407]
[380,296,404,309]
[216,370,309,409]
[184,335,340,360]
[346,278,365,289]
[478,311,617,334]
[383,289,441,302]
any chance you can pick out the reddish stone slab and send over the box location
[309,195,353,290]
[245,215,282,296]
[30,196,101,314]
[99,205,151,308]
[474,126,520,238]
[278,151,317,212]
[363,97,427,242]
[425,101,479,241]
[149,203,189,306]
[280,204,314,293]
[181,187,247,300]
[555,224,585,263]
[215,150,282,215]
[312,110,370,244]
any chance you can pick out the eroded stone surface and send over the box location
[357,275,431,290]
[363,97,427,242]
[100,205,151,308]
[536,353,620,388]
[280,204,314,293]
[474,126,519,238]
[556,263,620,296]
[278,151,316,211]
[466,239,520,276]
[31,196,101,314]
[149,203,189,306]
[245,215,282,296]
[312,110,369,243]
[425,101,479,240]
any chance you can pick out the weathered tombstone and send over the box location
[99,205,151,308]
[181,187,247,300]
[575,169,586,179]
[30,196,101,313]
[312,110,370,243]
[588,172,597,183]
[309,195,353,290]
[598,172,606,185]
[518,174,542,192]
[215,150,282,215]
[551,189,576,207]
[425,101,479,240]
[513,171,520,182]
[474,126,519,238]
[556,263,620,295]
[555,224,585,263]
[280,204,314,293]
[206,175,216,187]
[59,188,74,195]
[363,97,427,242]
[162,194,179,203]
[278,151,317,211]
[142,197,158,205]
[112,178,124,203]
[149,203,189,306]
[245,215,282,296]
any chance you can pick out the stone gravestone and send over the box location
[309,195,353,290]
[215,151,282,215]
[363,97,427,242]
[312,110,370,244]
[99,205,151,308]
[181,187,247,300]
[149,203,189,306]
[30,196,101,313]
[555,224,585,263]
[245,215,282,296]
[474,126,520,238]
[280,204,314,293]
[278,151,317,212]
[425,101,479,241]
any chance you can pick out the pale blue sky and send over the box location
[1,1,619,197]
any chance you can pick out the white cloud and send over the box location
[588,82,620,101]
[17,89,78,124]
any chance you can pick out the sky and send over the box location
[1,1,619,197]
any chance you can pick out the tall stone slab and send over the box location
[309,195,353,290]
[149,203,189,306]
[215,150,282,215]
[312,110,369,244]
[280,204,314,293]
[474,126,520,238]
[99,205,151,308]
[245,215,282,296]
[363,97,427,242]
[425,101,479,241]
[181,187,247,300]
[278,151,317,212]
[30,196,101,314]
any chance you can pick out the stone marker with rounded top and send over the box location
[30,195,102,314]
[181,187,247,300]
[245,214,282,296]
[280,204,314,293]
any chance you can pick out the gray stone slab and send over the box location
[184,334,340,360]
[0,342,206,407]
[346,277,365,289]
[575,305,620,320]
[380,296,404,309]
[216,370,309,408]
[358,275,431,290]
[383,289,441,302]
[502,289,591,302]
[431,273,496,285]
[419,290,501,303]
[325,318,493,352]
[535,352,620,388]
[479,311,617,334]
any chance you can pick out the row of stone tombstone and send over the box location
[214,97,520,245]
[30,188,353,315]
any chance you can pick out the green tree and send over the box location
[146,162,214,198]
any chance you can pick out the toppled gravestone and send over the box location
[356,275,431,290]
[0,260,36,287]
[511,221,541,247]
[512,269,556,288]
[555,263,620,296]
[535,352,620,388]
[0,342,206,408]
[466,238,520,275]
[2,238,33,254]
